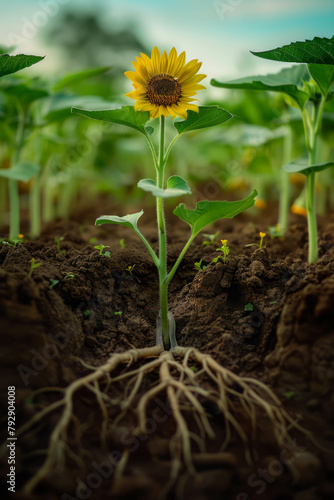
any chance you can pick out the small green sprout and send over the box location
[259,232,266,249]
[89,237,97,244]
[120,238,126,249]
[55,237,65,255]
[284,391,295,399]
[49,279,59,289]
[126,264,135,277]
[83,309,91,318]
[114,311,122,316]
[94,243,110,256]
[268,224,282,238]
[245,232,267,250]
[28,258,42,278]
[244,303,254,312]
[216,239,229,263]
[104,251,111,257]
[194,259,206,272]
[1,238,23,247]
[270,300,277,305]
[62,272,75,280]
[202,231,220,247]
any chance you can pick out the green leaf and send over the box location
[72,106,150,135]
[251,36,334,65]
[44,95,108,123]
[283,159,334,176]
[4,84,49,107]
[308,64,334,96]
[0,163,40,182]
[211,65,310,109]
[174,190,257,236]
[95,211,144,230]
[174,106,232,134]
[53,66,112,92]
[0,54,44,78]
[138,175,191,198]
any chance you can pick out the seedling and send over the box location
[114,311,122,316]
[244,303,254,312]
[28,258,42,278]
[89,237,97,244]
[202,231,220,247]
[0,53,44,239]
[125,265,135,277]
[245,232,266,249]
[73,46,257,349]
[216,239,230,263]
[104,251,111,257]
[62,272,75,280]
[49,279,59,289]
[268,224,282,238]
[55,237,65,255]
[1,239,23,247]
[119,238,126,248]
[194,259,206,272]
[213,36,334,262]
[83,309,91,318]
[284,391,295,399]
[94,243,110,256]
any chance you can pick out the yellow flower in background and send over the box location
[291,205,307,217]
[125,47,206,120]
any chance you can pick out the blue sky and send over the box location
[2,0,334,85]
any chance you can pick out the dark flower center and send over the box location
[147,74,181,106]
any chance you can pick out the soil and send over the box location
[1,197,334,500]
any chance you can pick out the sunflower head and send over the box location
[125,47,206,120]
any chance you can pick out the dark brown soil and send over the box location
[1,200,334,500]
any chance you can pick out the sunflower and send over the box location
[125,47,206,120]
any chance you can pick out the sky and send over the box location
[1,0,334,91]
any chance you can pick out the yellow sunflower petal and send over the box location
[160,51,168,74]
[167,47,177,74]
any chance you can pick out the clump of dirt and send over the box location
[1,208,334,500]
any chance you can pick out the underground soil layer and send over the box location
[1,201,334,500]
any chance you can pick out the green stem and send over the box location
[9,105,25,239]
[302,96,325,263]
[278,126,293,234]
[156,116,170,348]
[29,171,41,238]
[9,179,20,239]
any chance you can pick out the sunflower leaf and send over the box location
[53,66,112,92]
[251,36,334,65]
[72,106,151,135]
[0,53,44,78]
[283,159,334,176]
[211,65,310,109]
[95,211,144,230]
[308,64,334,96]
[138,176,191,198]
[174,190,257,236]
[174,106,232,134]
[0,163,40,182]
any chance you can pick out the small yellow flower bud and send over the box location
[18,234,24,239]
[259,232,266,238]
[221,239,227,246]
